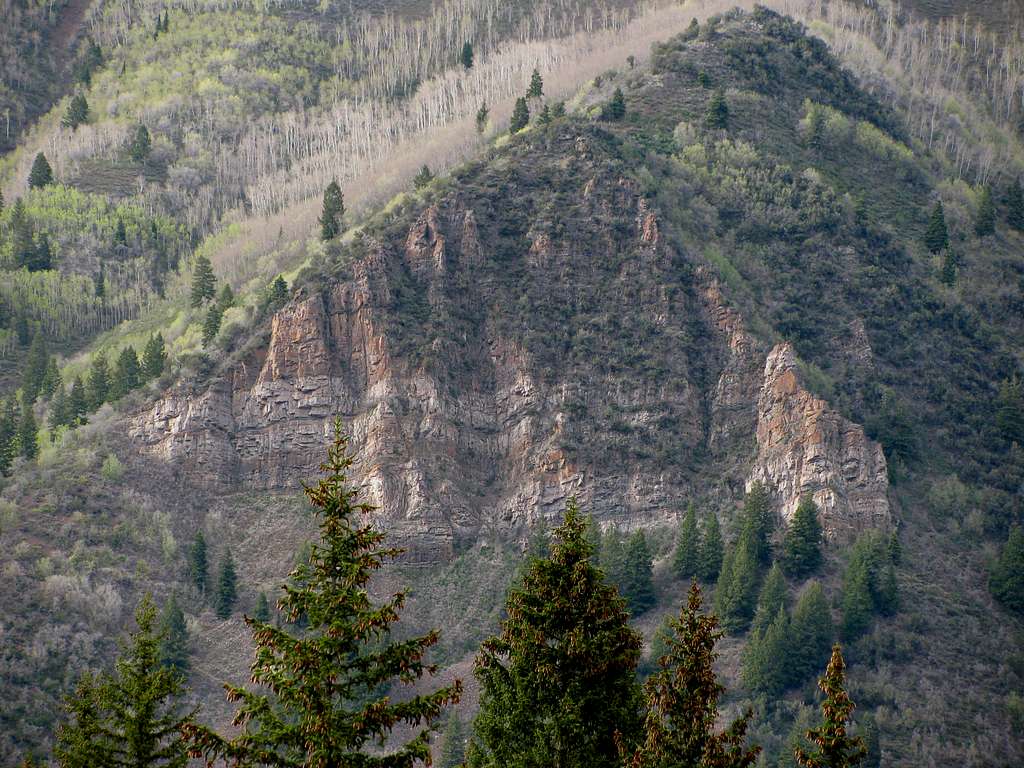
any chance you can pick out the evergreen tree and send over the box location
[975,186,996,237]
[113,218,127,247]
[413,164,434,190]
[796,645,866,768]
[778,708,815,768]
[129,124,151,163]
[924,201,949,253]
[54,595,194,768]
[18,398,38,460]
[990,525,1024,614]
[839,564,873,641]
[201,305,222,348]
[536,103,552,126]
[21,332,49,403]
[782,497,822,578]
[28,152,54,189]
[217,283,234,311]
[87,353,110,410]
[874,564,899,617]
[715,541,759,633]
[49,385,70,432]
[603,87,626,120]
[439,714,467,768]
[41,356,61,398]
[31,232,52,271]
[94,262,105,299]
[674,503,701,581]
[268,275,289,311]
[788,582,834,685]
[111,346,141,399]
[475,102,489,134]
[468,502,642,768]
[0,397,17,474]
[1008,177,1024,231]
[509,97,530,133]
[253,591,271,623]
[187,531,208,596]
[12,199,36,269]
[318,180,344,241]
[741,607,790,697]
[858,713,881,768]
[887,531,901,566]
[741,482,774,565]
[527,68,544,99]
[185,422,460,765]
[189,254,216,308]
[751,562,787,634]
[996,376,1024,445]
[214,550,237,619]
[698,512,724,582]
[624,581,760,768]
[625,530,656,615]
[142,333,167,380]
[460,41,474,70]
[62,94,90,130]
[705,90,729,130]
[939,248,958,286]
[68,377,88,425]
[158,595,189,675]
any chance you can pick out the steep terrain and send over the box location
[1,5,1023,767]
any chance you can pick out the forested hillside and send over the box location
[1,0,1023,766]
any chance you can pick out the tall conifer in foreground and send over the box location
[624,581,759,768]
[468,502,642,768]
[185,421,460,767]
[796,645,866,768]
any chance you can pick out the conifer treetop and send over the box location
[796,645,866,768]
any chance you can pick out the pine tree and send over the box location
[468,502,642,768]
[0,397,17,474]
[741,482,774,565]
[129,124,151,163]
[439,713,467,768]
[187,531,208,596]
[253,591,271,623]
[715,541,759,633]
[674,503,701,580]
[990,525,1024,614]
[201,305,222,348]
[778,708,815,768]
[87,353,110,410]
[41,357,61,399]
[18,398,38,460]
[28,152,54,189]
[996,376,1024,445]
[741,607,789,697]
[189,255,216,308]
[142,333,167,380]
[318,180,344,241]
[49,385,70,432]
[874,564,899,617]
[268,275,289,310]
[603,87,626,120]
[21,332,49,403]
[55,595,194,768]
[413,164,434,190]
[509,97,530,133]
[158,595,189,675]
[68,377,87,425]
[858,713,881,768]
[111,346,141,399]
[624,581,760,768]
[788,582,834,686]
[699,512,724,582]
[1008,177,1024,231]
[185,422,461,766]
[751,562,787,634]
[839,564,873,641]
[705,90,729,130]
[924,201,949,253]
[94,262,105,299]
[527,68,544,99]
[796,645,866,768]
[887,531,901,566]
[114,218,127,247]
[975,186,996,237]
[475,102,489,134]
[782,497,823,578]
[62,94,90,130]
[460,41,474,70]
[217,283,234,311]
[939,248,957,286]
[214,550,237,619]
[625,530,656,615]
[536,103,552,126]
[31,232,52,271]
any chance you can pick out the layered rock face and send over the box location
[131,131,890,559]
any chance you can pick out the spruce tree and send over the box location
[21,332,48,403]
[201,305,222,348]
[268,275,289,310]
[41,357,61,398]
[527,68,544,99]
[788,582,834,685]
[796,645,866,768]
[742,482,774,565]
[624,581,759,768]
[28,152,54,189]
[113,218,127,247]
[715,542,759,633]
[189,254,216,308]
[49,386,70,432]
[924,201,949,253]
[214,549,237,619]
[990,525,1024,614]
[887,531,901,566]
[87,353,110,410]
[0,397,17,474]
[31,232,52,271]
[94,262,105,299]
[839,565,873,641]
[996,376,1024,445]
[62,94,90,130]
[13,202,36,270]
[778,707,815,768]
[975,186,996,237]
[158,595,189,675]
[217,284,234,310]
[939,248,957,286]
[18,398,38,460]
[460,41,474,70]
[699,512,724,582]
[55,595,194,768]
[142,333,167,380]
[858,713,881,768]
[129,124,151,163]
[187,531,208,596]
[68,377,87,425]
[741,607,789,697]
[439,714,467,768]
[475,102,489,134]
[413,164,434,190]
[751,561,787,634]
[603,87,626,120]
[705,90,729,130]
[185,422,461,766]
[509,97,530,133]
[625,529,656,615]
[782,497,822,578]
[468,502,642,768]
[112,346,141,399]
[536,103,552,126]
[674,503,701,581]
[1008,177,1024,231]
[253,591,271,623]
[318,180,344,241]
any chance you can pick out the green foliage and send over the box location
[705,90,729,130]
[201,305,222,348]
[996,376,1024,445]
[509,97,530,134]
[602,88,626,121]
[741,607,790,697]
[468,502,642,768]
[100,454,124,482]
[414,165,434,190]
[41,357,61,399]
[129,124,151,163]
[217,284,234,311]
[142,333,167,380]
[536,104,552,126]
[87,353,110,411]
[187,531,208,596]
[990,525,1024,614]
[319,180,345,241]
[751,562,787,635]
[0,397,16,475]
[54,596,194,768]
[858,713,880,768]
[263,275,289,314]
[674,503,701,580]
[741,482,774,566]
[214,550,237,619]
[21,333,48,404]
[796,645,866,768]
[185,423,460,765]
[527,68,544,99]
[788,582,834,685]
[476,102,489,134]
[840,532,899,639]
[714,540,759,634]
[461,41,474,70]
[923,200,949,253]
[62,94,90,130]
[158,595,189,675]
[439,714,467,768]
[939,248,958,286]
[189,255,216,308]
[111,346,142,399]
[625,582,759,768]
[781,497,822,578]
[600,527,656,615]
[974,186,995,237]
[777,707,815,768]
[253,592,271,623]
[1008,177,1024,231]
[17,398,37,460]
[48,386,70,432]
[28,153,54,189]
[68,377,87,425]
[698,512,723,582]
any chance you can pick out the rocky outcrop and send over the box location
[748,343,891,538]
